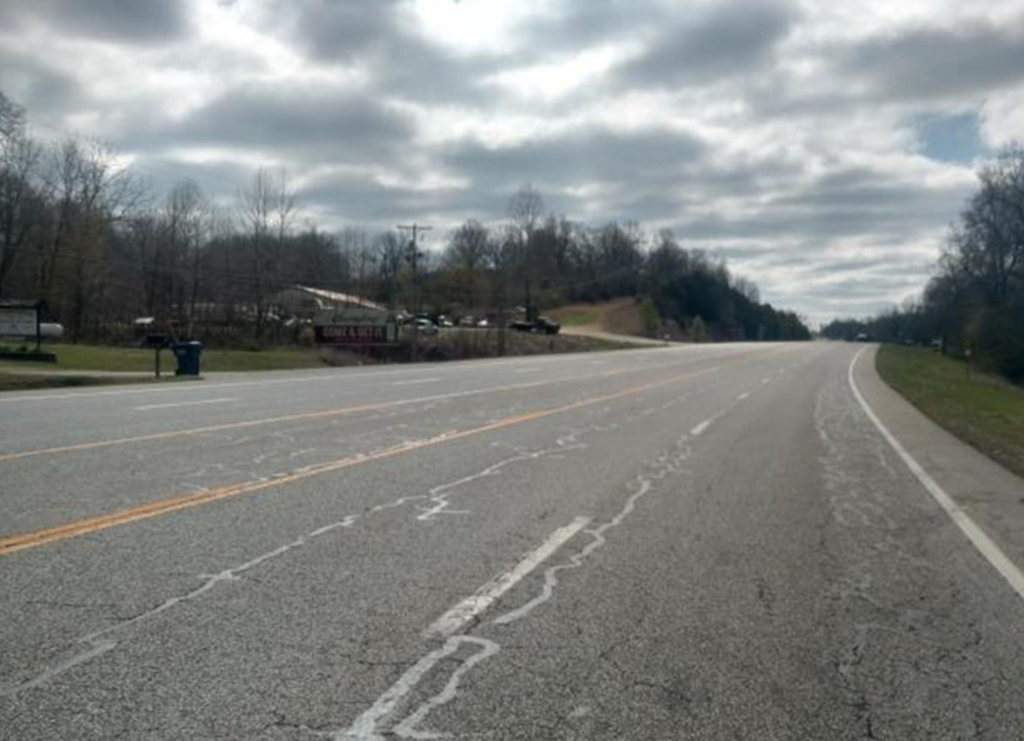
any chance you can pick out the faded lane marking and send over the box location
[0,346,772,462]
[0,374,615,463]
[0,348,762,461]
[494,436,691,626]
[690,420,712,437]
[514,367,541,373]
[134,397,238,411]
[391,378,440,386]
[3,411,649,694]
[0,365,719,556]
[338,636,499,740]
[689,390,754,437]
[0,512,362,697]
[338,438,694,739]
[425,517,590,638]
[849,347,1024,603]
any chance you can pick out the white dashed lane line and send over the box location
[134,398,239,411]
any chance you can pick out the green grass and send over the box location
[0,373,194,393]
[0,343,327,373]
[550,308,600,327]
[877,344,1024,478]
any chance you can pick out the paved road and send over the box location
[2,342,1024,740]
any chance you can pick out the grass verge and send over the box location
[0,373,195,393]
[0,332,637,376]
[876,344,1024,478]
[0,343,327,372]
[548,306,600,327]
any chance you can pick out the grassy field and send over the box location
[548,306,600,326]
[0,343,327,373]
[877,344,1024,478]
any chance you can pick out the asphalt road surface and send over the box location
[3,342,1024,740]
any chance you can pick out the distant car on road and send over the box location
[855,333,872,342]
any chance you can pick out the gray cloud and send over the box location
[679,165,972,242]
[266,0,498,105]
[612,1,800,90]
[119,85,415,165]
[299,171,504,227]
[0,49,82,121]
[839,18,1024,101]
[272,0,401,62]
[443,127,707,189]
[0,0,189,43]
[514,0,670,51]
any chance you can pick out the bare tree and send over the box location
[489,224,521,355]
[507,183,545,319]
[0,131,43,297]
[274,168,296,246]
[445,219,490,310]
[0,90,24,144]
[339,226,371,294]
[373,230,405,304]
[238,168,295,339]
[166,180,208,332]
[38,139,146,339]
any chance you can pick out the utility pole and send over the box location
[398,223,431,313]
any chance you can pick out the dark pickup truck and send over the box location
[510,317,561,335]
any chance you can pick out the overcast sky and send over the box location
[2,0,1023,324]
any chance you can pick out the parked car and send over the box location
[411,318,438,335]
[511,316,561,335]
[476,318,489,328]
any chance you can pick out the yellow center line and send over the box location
[0,364,721,557]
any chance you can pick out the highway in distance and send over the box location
[2,341,1024,740]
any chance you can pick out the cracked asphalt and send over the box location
[2,342,1024,740]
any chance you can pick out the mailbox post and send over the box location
[142,334,172,378]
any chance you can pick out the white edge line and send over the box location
[424,516,590,638]
[134,397,239,411]
[848,346,1024,602]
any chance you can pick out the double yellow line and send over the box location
[0,364,724,557]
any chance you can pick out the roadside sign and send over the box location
[313,308,397,345]
[0,304,39,338]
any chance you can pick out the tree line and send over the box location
[1,91,810,345]
[822,145,1024,382]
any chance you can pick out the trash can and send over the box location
[172,341,203,376]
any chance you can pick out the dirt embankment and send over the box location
[548,298,679,346]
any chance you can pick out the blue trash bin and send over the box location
[172,341,203,376]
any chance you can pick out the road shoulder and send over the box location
[854,344,1024,577]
